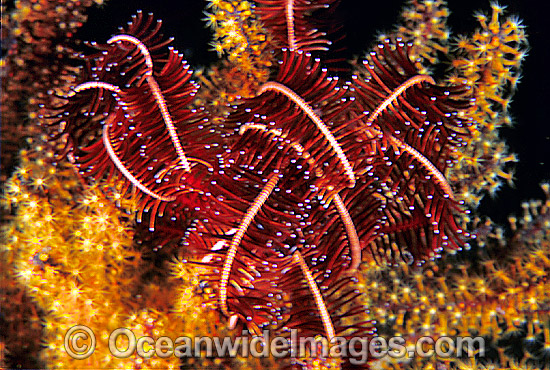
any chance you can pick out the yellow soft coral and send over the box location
[448,3,527,207]
[388,0,451,70]
[196,0,274,111]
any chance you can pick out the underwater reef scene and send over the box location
[1,0,549,369]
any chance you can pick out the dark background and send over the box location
[76,0,550,228]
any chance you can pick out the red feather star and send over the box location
[46,3,472,367]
